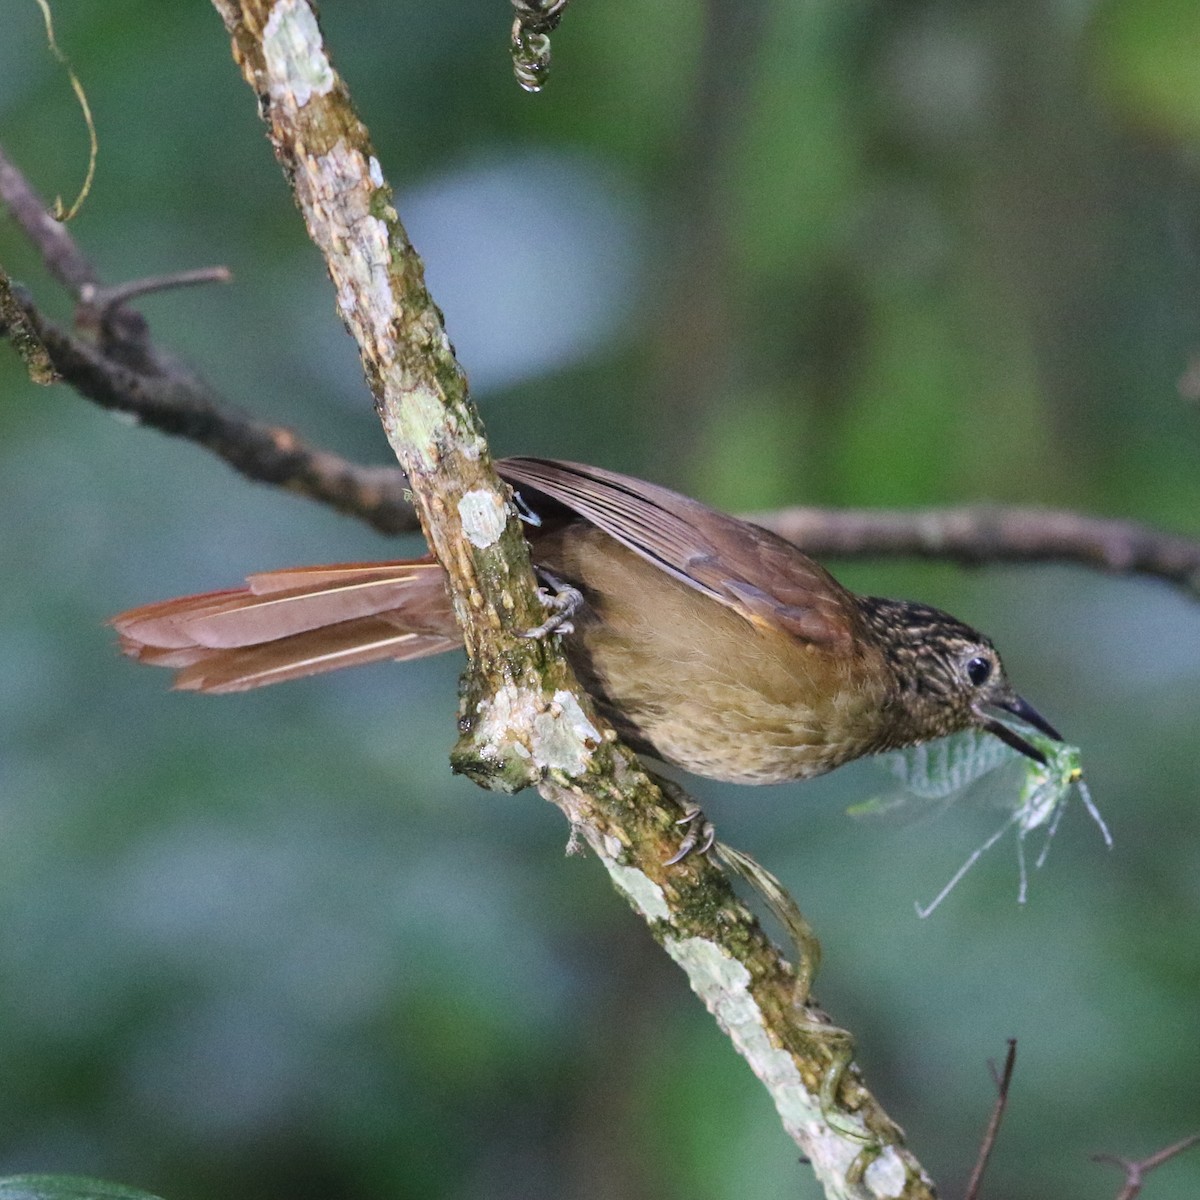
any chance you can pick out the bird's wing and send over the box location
[498,458,855,645]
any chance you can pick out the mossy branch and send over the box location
[201,1,937,1195]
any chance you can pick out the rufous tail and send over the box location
[111,559,461,693]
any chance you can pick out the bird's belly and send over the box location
[592,682,882,785]
[564,615,884,785]
[537,523,889,785]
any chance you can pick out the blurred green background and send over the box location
[3,1,1200,1197]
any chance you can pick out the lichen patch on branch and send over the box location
[529,690,600,774]
[863,1150,908,1199]
[378,387,472,474]
[262,0,334,106]
[458,488,508,549]
[606,863,671,921]
[664,937,866,1158]
[463,686,601,789]
[307,141,394,340]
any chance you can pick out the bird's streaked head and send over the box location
[858,597,1062,763]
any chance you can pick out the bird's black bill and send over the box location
[979,716,1048,766]
[977,695,1063,766]
[997,695,1062,743]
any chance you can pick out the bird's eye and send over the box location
[965,655,993,687]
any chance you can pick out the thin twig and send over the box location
[1093,1132,1200,1200]
[32,0,98,221]
[962,1039,1017,1200]
[0,143,100,295]
[10,285,1200,590]
[79,265,232,311]
[754,504,1200,600]
[0,140,201,364]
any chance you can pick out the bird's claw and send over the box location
[665,803,716,865]
[520,570,583,639]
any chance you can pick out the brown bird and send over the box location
[112,458,1060,783]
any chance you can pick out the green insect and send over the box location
[854,730,1112,916]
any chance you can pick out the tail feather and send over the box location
[243,562,435,594]
[111,559,461,692]
[158,621,459,694]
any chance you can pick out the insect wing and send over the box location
[851,730,1023,824]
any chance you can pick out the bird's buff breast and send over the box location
[592,671,890,785]
[559,568,889,784]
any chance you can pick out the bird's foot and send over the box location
[714,841,874,1147]
[520,568,583,639]
[665,802,716,865]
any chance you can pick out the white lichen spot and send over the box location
[607,863,671,921]
[317,143,394,338]
[368,155,384,187]
[664,937,871,1170]
[468,688,526,763]
[529,690,600,775]
[464,686,598,794]
[863,1146,907,1199]
[377,384,449,471]
[458,488,507,548]
[263,0,335,107]
[666,937,753,1007]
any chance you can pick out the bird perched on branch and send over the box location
[112,458,1060,784]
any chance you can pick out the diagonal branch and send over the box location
[199,2,937,1197]
[14,302,419,535]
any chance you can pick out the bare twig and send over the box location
[8,285,1200,594]
[0,140,209,364]
[0,141,416,530]
[6,272,1200,596]
[1093,1132,1200,1200]
[754,504,1200,600]
[962,1039,1017,1200]
[0,143,101,295]
[79,265,232,312]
